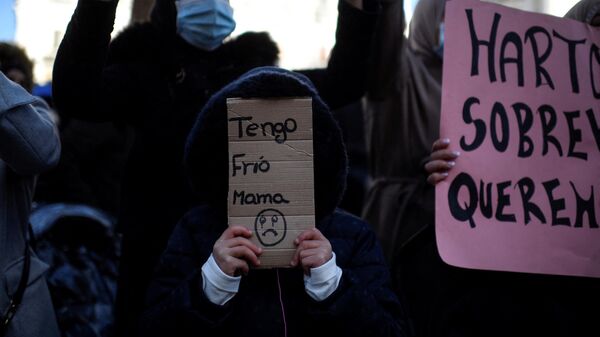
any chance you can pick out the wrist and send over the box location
[307,253,337,283]
[303,253,343,301]
[201,255,241,306]
[204,255,241,289]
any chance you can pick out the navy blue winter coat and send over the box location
[139,68,407,337]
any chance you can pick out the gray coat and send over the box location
[0,72,60,337]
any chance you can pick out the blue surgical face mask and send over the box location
[436,22,445,59]
[176,0,236,51]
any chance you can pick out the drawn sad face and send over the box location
[254,208,287,247]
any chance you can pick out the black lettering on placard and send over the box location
[500,32,524,87]
[457,99,600,158]
[524,26,555,89]
[447,175,600,229]
[553,31,586,94]
[513,102,534,157]
[464,9,600,95]
[586,108,600,151]
[542,179,571,227]
[538,104,564,157]
[460,97,486,151]
[479,180,494,219]
[496,181,517,222]
[228,116,298,144]
[446,8,600,235]
[564,110,587,161]
[490,102,510,152]
[516,177,547,225]
[466,9,501,82]
[230,116,253,137]
[448,172,478,228]
[233,190,290,205]
[570,182,599,228]
[231,153,271,177]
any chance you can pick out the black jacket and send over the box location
[52,0,377,334]
[140,67,407,337]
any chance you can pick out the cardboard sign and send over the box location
[227,98,315,268]
[437,0,600,278]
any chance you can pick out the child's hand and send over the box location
[290,228,333,274]
[425,138,460,186]
[213,226,262,276]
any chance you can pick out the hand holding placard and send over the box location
[437,0,600,278]
[425,139,460,185]
[213,226,263,276]
[290,228,333,274]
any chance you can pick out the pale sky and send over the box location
[5,0,589,84]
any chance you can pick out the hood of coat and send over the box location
[184,67,348,221]
[408,0,446,61]
[565,0,600,25]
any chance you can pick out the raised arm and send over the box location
[52,0,140,123]
[0,72,60,175]
[367,0,405,101]
[300,0,379,110]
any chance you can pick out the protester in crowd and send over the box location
[425,141,600,337]
[371,1,600,336]
[139,66,407,337]
[361,0,443,334]
[566,0,600,24]
[0,69,61,336]
[52,0,380,335]
[332,101,370,216]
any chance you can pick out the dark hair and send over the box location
[0,42,34,92]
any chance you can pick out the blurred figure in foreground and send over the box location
[0,49,61,336]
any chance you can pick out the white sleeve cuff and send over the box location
[201,254,241,306]
[303,252,343,301]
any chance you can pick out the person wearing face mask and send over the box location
[175,0,237,51]
[52,1,381,336]
[422,2,600,337]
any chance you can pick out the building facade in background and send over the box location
[3,0,584,85]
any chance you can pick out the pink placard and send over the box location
[437,0,600,278]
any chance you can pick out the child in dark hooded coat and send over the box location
[139,67,407,337]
